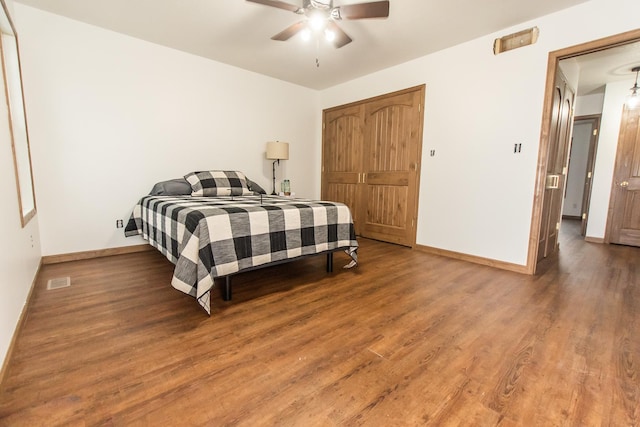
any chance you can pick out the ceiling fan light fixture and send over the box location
[627,66,640,109]
[248,0,390,50]
[308,13,327,31]
[308,0,331,9]
[324,28,336,42]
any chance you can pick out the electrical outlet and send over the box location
[116,219,124,229]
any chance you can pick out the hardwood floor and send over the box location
[1,220,639,426]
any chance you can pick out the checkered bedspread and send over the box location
[125,195,358,314]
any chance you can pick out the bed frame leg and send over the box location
[223,276,232,301]
[326,252,333,273]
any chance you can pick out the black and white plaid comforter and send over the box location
[125,195,358,314]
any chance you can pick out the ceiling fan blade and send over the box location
[246,0,301,13]
[271,21,307,41]
[336,1,389,20]
[327,21,352,48]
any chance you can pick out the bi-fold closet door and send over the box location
[322,85,425,247]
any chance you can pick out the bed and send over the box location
[125,171,358,314]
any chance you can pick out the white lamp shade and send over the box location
[266,141,289,160]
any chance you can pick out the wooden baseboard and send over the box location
[414,244,531,274]
[3,244,154,384]
[0,259,42,386]
[42,244,154,265]
[584,236,605,244]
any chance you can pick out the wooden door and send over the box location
[322,104,365,233]
[537,70,575,261]
[322,85,425,247]
[607,105,640,246]
[361,88,424,246]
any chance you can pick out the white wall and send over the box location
[11,0,639,263]
[559,58,581,92]
[320,0,639,266]
[15,4,321,256]
[576,93,605,116]
[0,0,41,374]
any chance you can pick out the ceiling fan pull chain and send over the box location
[316,38,321,67]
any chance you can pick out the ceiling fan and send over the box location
[247,0,390,48]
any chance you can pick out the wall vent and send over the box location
[493,27,539,55]
[47,277,71,290]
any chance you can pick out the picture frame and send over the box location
[0,0,36,227]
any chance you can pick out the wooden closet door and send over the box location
[362,88,424,246]
[322,104,365,233]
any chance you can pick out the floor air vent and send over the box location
[47,277,71,290]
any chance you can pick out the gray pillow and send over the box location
[149,178,192,196]
[247,179,267,194]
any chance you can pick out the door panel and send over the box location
[363,184,409,244]
[322,86,424,247]
[362,90,422,246]
[608,105,640,246]
[538,71,575,261]
[322,105,364,233]
[538,86,563,261]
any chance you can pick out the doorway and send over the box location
[563,115,600,236]
[529,29,640,274]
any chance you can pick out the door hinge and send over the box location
[582,213,586,219]
[587,171,592,179]
[322,122,325,130]
[593,128,598,136]
[562,166,567,175]
[556,222,560,231]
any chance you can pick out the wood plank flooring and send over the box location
[1,220,639,426]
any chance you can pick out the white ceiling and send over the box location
[565,41,640,95]
[13,0,598,90]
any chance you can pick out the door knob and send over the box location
[619,181,629,188]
